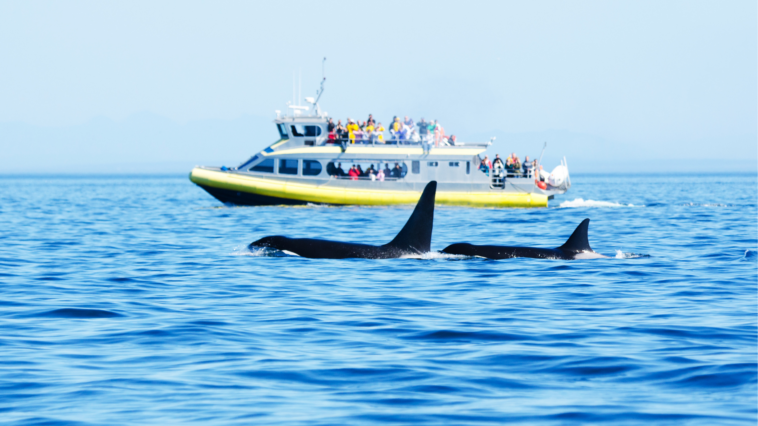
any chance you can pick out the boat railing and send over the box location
[331,175,403,181]
[324,138,489,149]
[485,167,537,179]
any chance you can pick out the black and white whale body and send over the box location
[442,218,608,260]
[249,181,437,259]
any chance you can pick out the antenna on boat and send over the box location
[314,57,326,106]
[538,141,547,169]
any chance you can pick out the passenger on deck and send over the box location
[348,165,359,180]
[418,118,429,142]
[376,167,385,181]
[367,114,375,125]
[493,154,504,169]
[365,122,375,143]
[510,153,521,175]
[354,125,364,144]
[390,117,401,142]
[392,163,403,178]
[522,155,532,177]
[346,119,359,144]
[538,165,549,182]
[384,164,393,178]
[398,123,409,143]
[327,118,335,133]
[336,123,347,143]
[357,165,364,176]
[403,116,415,132]
[375,122,385,143]
[335,162,345,177]
[433,120,444,147]
[479,158,490,175]
[447,135,457,146]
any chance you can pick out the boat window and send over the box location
[279,159,298,175]
[428,162,438,167]
[449,162,459,167]
[277,123,288,139]
[251,158,275,173]
[412,161,420,174]
[466,161,470,174]
[322,161,409,179]
[238,155,259,170]
[303,160,322,176]
[304,125,322,137]
[290,124,322,137]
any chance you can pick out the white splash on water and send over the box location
[682,203,730,207]
[559,198,639,208]
[420,251,468,260]
[231,245,293,257]
[615,250,650,259]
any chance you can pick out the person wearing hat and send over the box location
[346,118,359,144]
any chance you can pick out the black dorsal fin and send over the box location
[558,218,593,252]
[385,181,437,253]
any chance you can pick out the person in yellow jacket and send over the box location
[375,122,385,143]
[389,117,401,142]
[346,119,360,144]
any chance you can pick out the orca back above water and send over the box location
[442,219,608,260]
[249,181,437,259]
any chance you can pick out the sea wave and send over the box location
[559,198,639,208]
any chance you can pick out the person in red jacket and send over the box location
[348,165,359,180]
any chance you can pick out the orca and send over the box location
[441,218,609,260]
[249,181,437,259]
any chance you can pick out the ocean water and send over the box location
[0,173,756,425]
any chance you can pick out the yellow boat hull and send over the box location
[190,167,548,208]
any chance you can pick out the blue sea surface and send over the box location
[0,173,756,425]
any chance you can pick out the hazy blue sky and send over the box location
[1,1,755,172]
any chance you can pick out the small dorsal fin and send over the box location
[558,218,593,252]
[386,181,437,253]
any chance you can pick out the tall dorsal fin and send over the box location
[385,181,437,253]
[558,218,593,252]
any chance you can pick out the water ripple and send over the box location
[0,173,755,424]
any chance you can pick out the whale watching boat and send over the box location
[189,85,571,208]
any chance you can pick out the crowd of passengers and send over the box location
[326,115,457,146]
[479,153,546,180]
[327,162,404,181]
